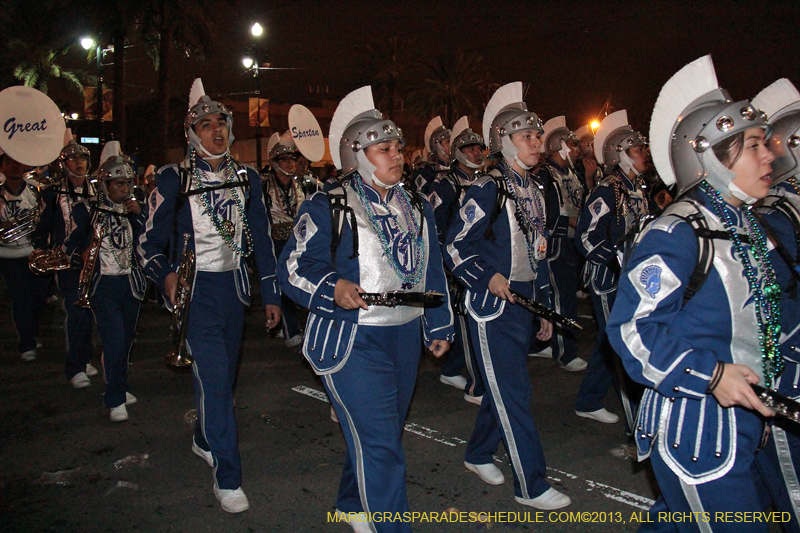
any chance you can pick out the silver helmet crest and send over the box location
[184,78,234,158]
[450,115,485,169]
[482,82,543,160]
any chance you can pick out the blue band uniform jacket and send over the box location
[443,164,551,322]
[278,176,454,375]
[136,155,281,308]
[607,188,794,485]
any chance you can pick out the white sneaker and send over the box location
[85,363,98,376]
[516,488,571,510]
[559,357,588,372]
[21,349,37,362]
[464,394,483,406]
[285,334,303,348]
[110,404,128,422]
[464,461,505,485]
[192,439,214,467]
[440,374,467,390]
[70,372,90,389]
[125,392,137,405]
[214,486,250,513]
[334,510,372,533]
[528,346,552,358]
[576,408,619,424]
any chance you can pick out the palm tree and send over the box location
[406,50,489,126]
[137,0,217,165]
[364,36,417,116]
[11,43,91,95]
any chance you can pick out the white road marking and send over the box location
[293,385,654,510]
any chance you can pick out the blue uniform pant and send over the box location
[464,282,552,500]
[0,256,48,354]
[575,289,641,429]
[186,271,245,491]
[58,269,95,380]
[91,275,140,408]
[638,414,770,533]
[752,425,800,533]
[274,240,302,339]
[440,314,485,398]
[547,238,580,365]
[324,321,422,533]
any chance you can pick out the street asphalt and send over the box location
[1,282,666,533]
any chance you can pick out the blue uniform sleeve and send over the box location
[277,192,341,319]
[420,198,455,342]
[442,179,500,293]
[245,167,281,306]
[137,166,179,292]
[62,202,91,264]
[428,177,457,246]
[575,184,616,264]
[606,219,719,399]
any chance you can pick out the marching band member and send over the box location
[137,79,281,513]
[536,117,587,371]
[295,153,320,197]
[412,116,451,195]
[39,139,100,387]
[573,125,600,191]
[278,86,453,533]
[573,110,649,426]
[751,78,800,531]
[443,82,570,510]
[608,56,785,529]
[63,143,145,421]
[0,150,49,361]
[428,116,486,404]
[263,131,305,347]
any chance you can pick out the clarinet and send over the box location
[751,384,800,424]
[508,289,583,330]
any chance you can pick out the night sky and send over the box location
[48,1,800,138]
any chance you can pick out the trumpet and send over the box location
[75,219,106,309]
[165,233,195,368]
[0,209,39,244]
[29,248,71,275]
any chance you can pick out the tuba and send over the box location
[0,209,40,244]
[75,217,106,309]
[165,233,195,367]
[29,248,71,275]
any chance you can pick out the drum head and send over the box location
[289,104,325,162]
[0,86,66,166]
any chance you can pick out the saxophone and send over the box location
[75,218,106,309]
[165,233,195,367]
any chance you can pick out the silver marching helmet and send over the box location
[574,125,593,144]
[752,78,800,186]
[97,141,135,198]
[184,78,234,159]
[482,82,543,165]
[594,110,647,171]
[268,131,298,160]
[450,116,485,169]
[329,86,404,179]
[60,139,91,178]
[651,55,768,198]
[424,117,451,162]
[542,116,579,161]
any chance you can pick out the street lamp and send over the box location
[245,22,266,170]
[80,35,105,143]
[590,120,600,134]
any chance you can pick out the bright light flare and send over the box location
[80,37,95,50]
[251,23,263,37]
[242,57,254,69]
[590,121,600,132]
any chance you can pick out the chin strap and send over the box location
[728,182,759,205]
[558,140,572,165]
[619,150,642,177]
[500,136,533,170]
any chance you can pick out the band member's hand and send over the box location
[164,272,188,307]
[710,363,774,417]
[488,273,514,303]
[124,199,141,216]
[536,318,553,341]
[264,304,281,329]
[428,339,450,358]
[334,279,368,310]
[583,157,598,179]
